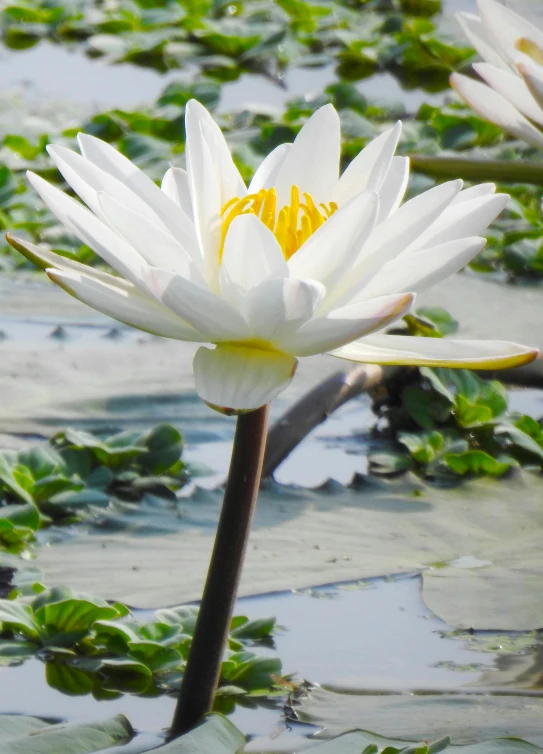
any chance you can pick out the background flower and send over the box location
[8,101,537,412]
[451,0,543,149]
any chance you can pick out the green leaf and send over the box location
[155,714,245,753]
[18,447,61,480]
[0,503,40,531]
[139,424,183,475]
[0,454,34,504]
[0,601,39,641]
[454,395,494,428]
[127,640,183,672]
[399,431,443,464]
[47,489,111,510]
[94,658,153,694]
[0,714,133,753]
[415,307,459,336]
[225,654,281,690]
[496,423,543,464]
[444,451,514,477]
[93,619,142,646]
[402,385,451,430]
[46,662,95,696]
[229,616,275,640]
[0,640,36,664]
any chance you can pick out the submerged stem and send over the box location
[169,404,270,738]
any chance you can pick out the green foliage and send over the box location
[0,424,188,550]
[369,367,543,480]
[0,0,455,91]
[0,583,282,701]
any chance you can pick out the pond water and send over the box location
[0,574,540,751]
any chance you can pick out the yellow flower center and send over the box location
[220,185,338,260]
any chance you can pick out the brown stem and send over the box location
[169,404,270,739]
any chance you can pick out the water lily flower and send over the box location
[451,0,543,149]
[8,102,537,412]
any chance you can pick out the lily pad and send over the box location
[306,731,542,753]
[156,714,245,752]
[35,472,543,630]
[293,686,543,747]
[422,530,543,630]
[0,714,133,753]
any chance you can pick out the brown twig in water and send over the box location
[262,365,396,479]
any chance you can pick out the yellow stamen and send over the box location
[289,186,300,231]
[219,185,338,260]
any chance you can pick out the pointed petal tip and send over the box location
[5,234,47,270]
[482,346,539,370]
[46,268,76,297]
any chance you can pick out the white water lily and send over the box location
[8,101,537,412]
[451,0,543,149]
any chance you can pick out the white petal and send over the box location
[331,333,538,370]
[97,192,204,283]
[451,183,496,204]
[405,193,508,253]
[143,267,250,342]
[186,100,246,203]
[219,214,288,310]
[7,233,132,286]
[193,344,297,413]
[243,277,325,342]
[518,58,543,111]
[249,144,292,193]
[161,167,193,217]
[184,102,246,281]
[27,171,145,287]
[184,105,224,288]
[277,293,414,357]
[326,181,463,309]
[474,62,543,126]
[77,133,197,246]
[356,180,463,268]
[288,191,379,296]
[47,145,155,224]
[376,156,410,222]
[359,237,486,299]
[477,0,543,68]
[450,73,543,149]
[48,143,199,261]
[47,269,203,341]
[272,105,341,207]
[456,11,509,69]
[332,122,402,207]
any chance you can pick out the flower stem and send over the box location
[169,404,270,738]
